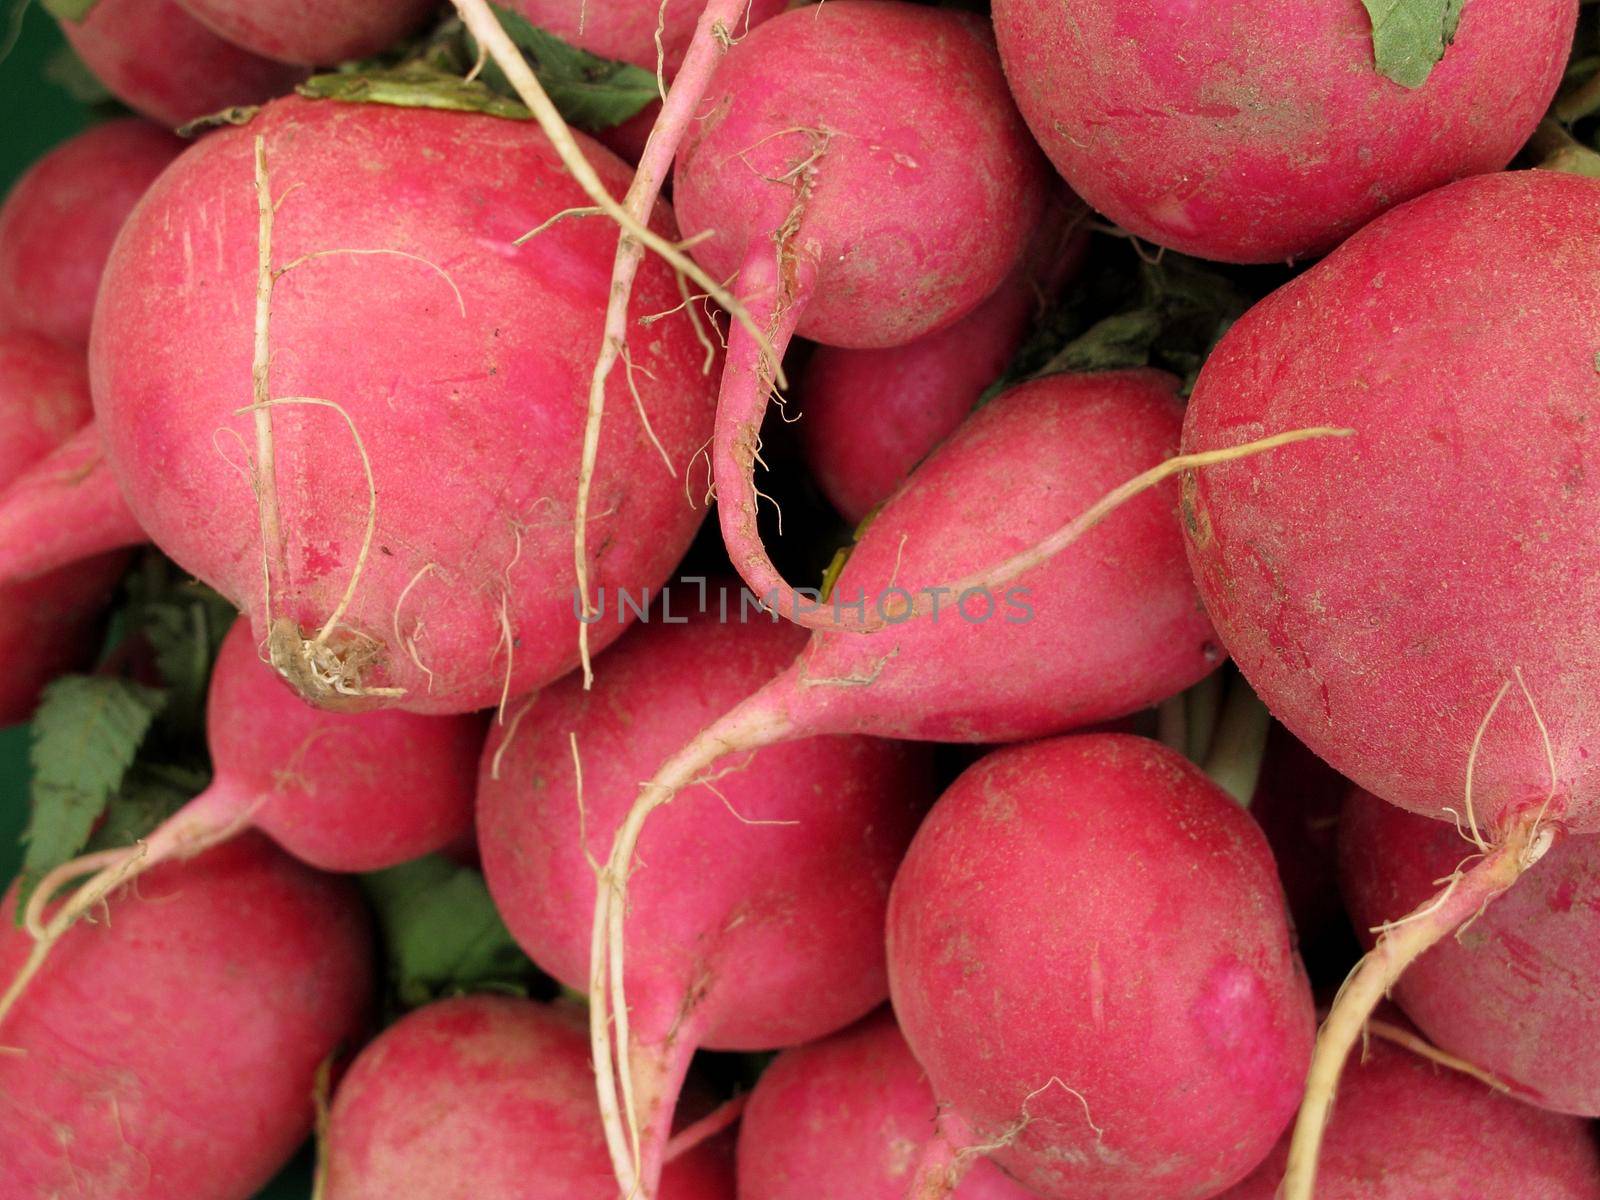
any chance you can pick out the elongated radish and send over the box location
[887,734,1314,1199]
[89,97,717,713]
[1341,788,1600,1116]
[479,607,934,1199]
[0,119,181,347]
[671,0,1051,627]
[1180,168,1600,1198]
[0,835,372,1198]
[59,0,302,128]
[324,995,736,1199]
[0,618,481,1027]
[582,368,1302,1194]
[737,1010,1037,1200]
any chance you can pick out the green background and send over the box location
[1,6,314,1193]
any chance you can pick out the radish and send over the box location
[324,995,735,1199]
[505,0,783,75]
[798,202,1089,523]
[1180,167,1600,1196]
[738,1010,1037,1200]
[886,733,1314,1199]
[0,421,144,586]
[89,96,718,713]
[577,369,1332,1195]
[1341,787,1600,1116]
[172,0,437,66]
[59,0,303,128]
[670,0,1051,627]
[0,834,372,1198]
[478,607,934,1199]
[1220,1030,1600,1198]
[1,617,481,1027]
[0,333,129,722]
[990,0,1574,262]
[0,120,181,347]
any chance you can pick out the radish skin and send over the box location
[0,120,181,347]
[887,734,1314,1199]
[172,0,437,65]
[991,0,1575,262]
[0,836,372,1198]
[478,610,934,1198]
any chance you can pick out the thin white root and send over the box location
[1364,1019,1513,1094]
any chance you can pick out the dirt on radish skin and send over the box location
[172,0,437,66]
[90,97,719,713]
[991,0,1574,263]
[0,835,372,1199]
[324,996,734,1199]
[59,0,303,128]
[670,0,1050,621]
[737,1010,1037,1200]
[1183,169,1600,835]
[1220,1033,1600,1199]
[0,120,181,347]
[887,734,1315,1200]
[1341,788,1600,1116]
[478,608,935,1195]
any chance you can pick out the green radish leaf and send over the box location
[123,558,236,745]
[361,855,545,1010]
[16,677,166,917]
[1360,0,1465,89]
[480,4,659,129]
[298,65,532,121]
[39,0,101,23]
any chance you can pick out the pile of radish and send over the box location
[1,0,1597,1196]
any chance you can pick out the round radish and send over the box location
[479,608,934,1198]
[738,1010,1037,1200]
[0,835,372,1199]
[324,995,734,1199]
[0,119,181,347]
[60,0,302,128]
[1341,787,1600,1116]
[90,97,718,713]
[173,0,437,65]
[887,733,1314,1199]
[991,0,1574,262]
[671,0,1050,625]
[1181,167,1600,1197]
[1220,1032,1600,1198]
[505,0,785,75]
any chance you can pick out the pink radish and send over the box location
[798,203,1089,523]
[172,0,437,65]
[1220,1030,1600,1198]
[1180,167,1600,1196]
[89,96,718,713]
[0,333,128,722]
[576,369,1320,1196]
[886,733,1314,1199]
[0,119,181,347]
[0,617,480,1026]
[0,834,372,1198]
[324,995,736,1199]
[670,0,1051,627]
[0,421,144,586]
[738,1010,1037,1200]
[505,0,783,75]
[990,0,1574,262]
[478,607,934,1199]
[59,0,302,128]
[1341,788,1600,1116]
